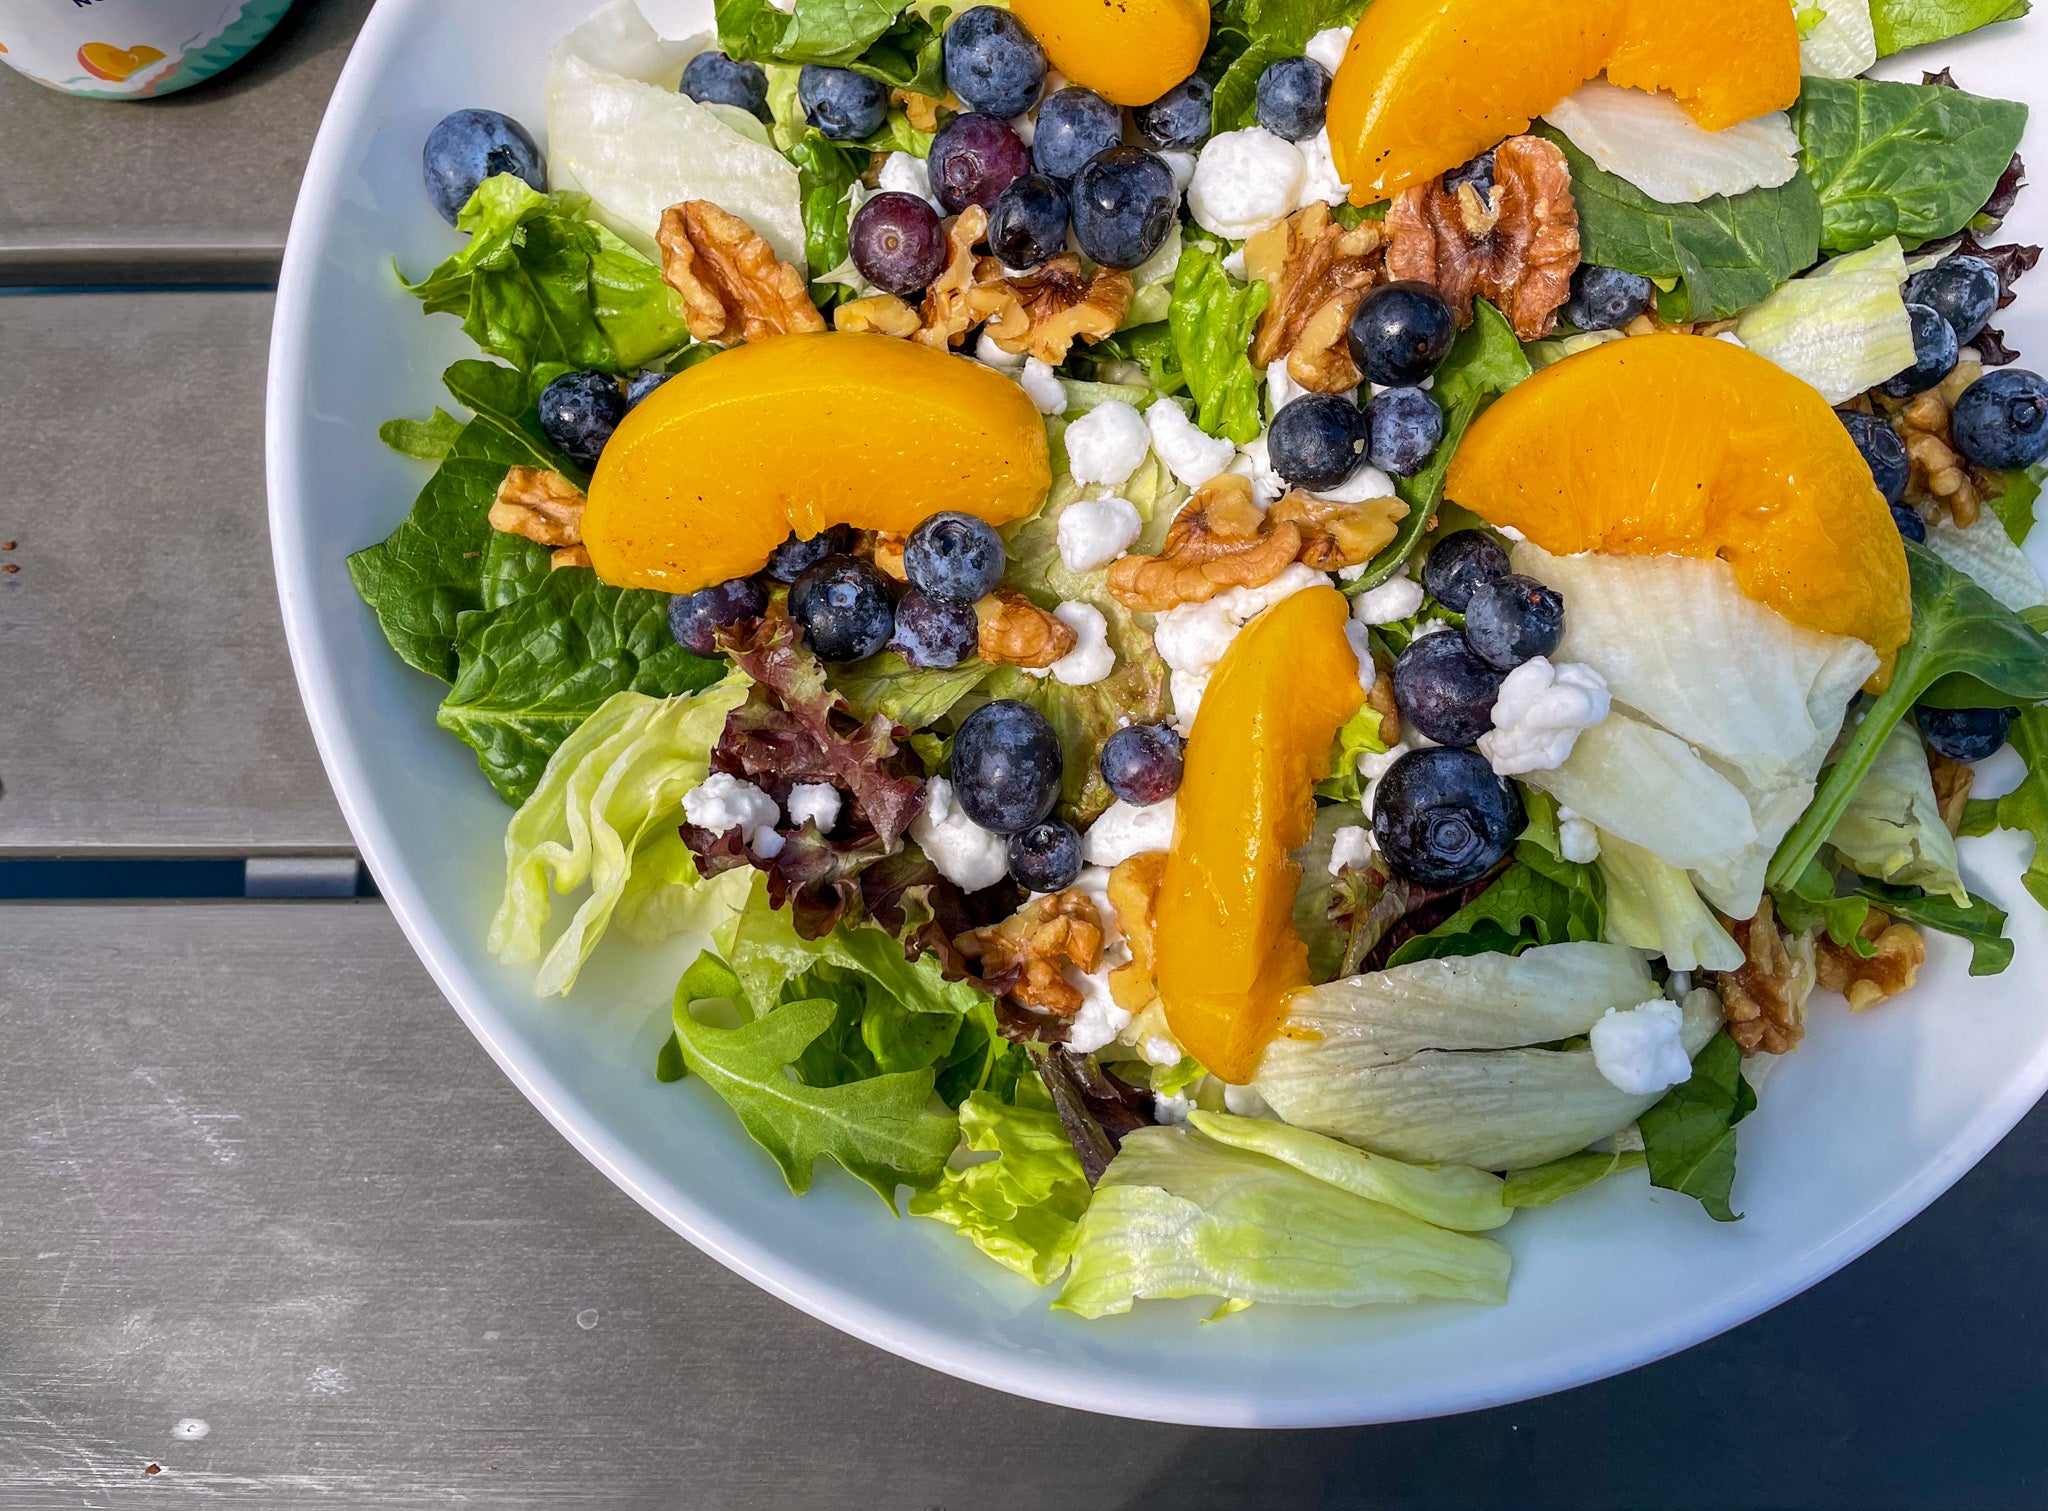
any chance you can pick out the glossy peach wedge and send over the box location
[583,333,1052,594]
[1607,0,1801,131]
[1009,0,1210,107]
[1155,587,1364,1085]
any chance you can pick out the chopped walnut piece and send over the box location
[958,890,1106,1016]
[1816,911,1926,1012]
[1892,362,1992,527]
[915,206,994,350]
[1270,490,1410,570]
[1928,748,1976,835]
[1107,474,1305,612]
[1716,894,1815,1056]
[833,292,921,337]
[981,254,1134,365]
[1247,202,1387,392]
[1365,658,1401,744]
[550,545,593,571]
[891,87,949,134]
[657,200,824,345]
[976,589,1079,668]
[869,531,909,582]
[1385,134,1580,340]
[488,466,586,547]
[1106,851,1168,1011]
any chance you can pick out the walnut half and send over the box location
[1816,911,1926,1012]
[1716,894,1815,1056]
[489,466,585,547]
[657,200,824,345]
[979,253,1134,365]
[1269,490,1409,570]
[976,589,1078,668]
[1246,202,1386,393]
[1107,473,1303,613]
[958,890,1105,1016]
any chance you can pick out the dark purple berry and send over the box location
[943,5,1046,120]
[1099,724,1184,806]
[1422,529,1510,613]
[798,64,888,141]
[1563,264,1655,332]
[1463,574,1564,670]
[929,112,1032,213]
[764,526,853,583]
[1891,502,1928,542]
[1917,705,2018,763]
[1268,394,1371,491]
[1951,369,2048,471]
[626,369,671,407]
[1033,87,1123,181]
[1391,632,1505,748]
[1069,146,1177,269]
[1371,747,1524,887]
[952,700,1063,833]
[1348,281,1457,386]
[1366,386,1445,476]
[1838,410,1909,505]
[1904,254,2002,346]
[850,192,948,295]
[1008,819,1084,891]
[1879,301,1961,399]
[1133,75,1212,150]
[788,556,895,661]
[903,512,1006,603]
[1442,149,1496,198]
[537,370,626,467]
[681,51,769,119]
[988,174,1070,268]
[1254,56,1329,141]
[889,589,981,668]
[669,576,768,654]
[423,109,546,225]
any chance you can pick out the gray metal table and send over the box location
[1,5,2042,1503]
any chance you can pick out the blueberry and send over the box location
[1391,633,1505,748]
[1269,394,1371,491]
[1904,254,2002,346]
[1891,502,1929,543]
[1421,529,1510,613]
[764,526,853,584]
[928,112,1033,213]
[1099,723,1185,806]
[1254,56,1330,142]
[952,700,1063,833]
[626,369,671,408]
[1837,410,1909,506]
[1133,75,1212,150]
[1348,281,1458,387]
[1370,747,1525,888]
[1562,264,1655,332]
[1033,87,1123,181]
[1879,301,1961,400]
[669,576,768,654]
[1917,705,2018,763]
[1366,386,1445,476]
[988,174,1070,268]
[1008,819,1084,891]
[1069,146,1178,269]
[904,512,1006,603]
[789,556,896,661]
[422,109,547,225]
[1951,369,2048,471]
[680,51,769,120]
[1463,574,1564,670]
[943,5,1046,119]
[537,370,627,467]
[798,64,888,141]
[850,191,948,295]
[1441,149,1496,198]
[889,589,981,668]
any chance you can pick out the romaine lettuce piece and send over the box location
[909,1083,1091,1285]
[1924,510,2048,613]
[1597,831,1746,972]
[1544,81,1800,204]
[1054,1126,1510,1318]
[1734,238,1918,404]
[1521,711,1758,872]
[1827,719,1968,903]
[1800,0,1880,78]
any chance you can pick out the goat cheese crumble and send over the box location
[1146,398,1237,487]
[876,150,939,210]
[1351,569,1425,625]
[1328,823,1374,875]
[973,331,1026,371]
[1057,494,1143,572]
[683,773,784,858]
[1082,797,1177,866]
[1478,657,1611,775]
[1304,25,1352,73]
[1590,998,1694,1095]
[1019,356,1067,414]
[785,782,841,832]
[1044,601,1116,686]
[1153,562,1328,727]
[1066,399,1150,486]
[909,777,1007,891]
[1556,805,1601,864]
[1188,128,1305,240]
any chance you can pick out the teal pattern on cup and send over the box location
[0,0,297,99]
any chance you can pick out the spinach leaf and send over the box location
[1503,1148,1646,1209]
[668,954,959,1204]
[718,0,906,67]
[378,409,464,461]
[1168,241,1270,444]
[1351,300,1530,593]
[1776,856,2014,974]
[788,129,867,287]
[1638,1031,1756,1223]
[1792,76,2030,254]
[1770,542,2048,890]
[1539,126,1822,320]
[847,6,949,95]
[1961,703,2048,913]
[437,567,724,805]
[1870,0,2031,55]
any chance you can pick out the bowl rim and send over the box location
[266,0,2048,1428]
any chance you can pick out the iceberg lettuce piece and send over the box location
[1734,237,1918,404]
[1521,711,1758,871]
[1800,0,1880,79]
[489,675,751,996]
[1053,1126,1511,1318]
[1253,944,1722,1169]
[1924,510,2048,614]
[1544,80,1800,204]
[1827,719,1968,904]
[1597,831,1746,972]
[909,1084,1091,1285]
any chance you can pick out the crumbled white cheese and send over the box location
[785,782,841,832]
[1315,457,1396,504]
[1062,864,1135,1053]
[1019,356,1067,414]
[1497,524,1526,542]
[1328,823,1374,875]
[1296,128,1347,209]
[908,777,1008,891]
[1304,25,1352,74]
[1222,1081,1274,1118]
[1350,570,1425,625]
[1556,805,1601,865]
[1230,433,1286,506]
[1478,658,1612,776]
[1221,246,1248,280]
[1152,1089,1195,1124]
[1188,128,1305,240]
[1008,110,1035,147]
[1082,797,1177,867]
[683,773,784,858]
[1160,148,1198,194]
[974,331,1026,371]
[1357,742,1409,782]
[1141,1034,1182,1067]
[1056,494,1143,573]
[876,150,939,209]
[1665,970,1692,1001]
[1066,399,1150,486]
[1590,998,1694,1096]
[1268,360,1309,415]
[1153,562,1328,727]
[1344,620,1376,693]
[1045,601,1116,687]
[1146,398,1238,488]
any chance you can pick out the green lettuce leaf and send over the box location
[1387,791,1602,965]
[1315,702,1388,803]
[829,652,992,728]
[846,6,949,95]
[1053,1125,1510,1318]
[487,678,752,995]
[1732,236,1918,405]
[1638,1030,1756,1223]
[1870,0,2031,54]
[1791,75,2030,254]
[1538,126,1822,321]
[1961,703,2048,912]
[437,567,725,806]
[788,129,866,289]
[1169,242,1270,445]
[1503,1147,1646,1208]
[718,0,904,66]
[1598,831,1745,973]
[1827,718,1967,903]
[908,1082,1091,1284]
[378,409,465,461]
[1990,464,2042,547]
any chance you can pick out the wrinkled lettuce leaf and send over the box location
[1869,0,2031,56]
[1053,1125,1510,1318]
[1169,242,1270,444]
[1543,80,1802,205]
[1924,509,2048,613]
[788,130,866,292]
[1597,831,1745,973]
[909,1081,1092,1284]
[828,652,992,729]
[1827,719,1967,903]
[1801,0,1879,76]
[1316,703,1389,803]
[1733,236,1918,404]
[1502,1147,1646,1208]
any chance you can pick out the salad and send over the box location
[351,0,2048,1319]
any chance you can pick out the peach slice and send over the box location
[1009,0,1210,108]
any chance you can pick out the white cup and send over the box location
[0,0,297,99]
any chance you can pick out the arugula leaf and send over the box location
[1792,76,2030,254]
[1961,703,2048,913]
[1168,242,1270,444]
[1770,542,2048,889]
[1503,1148,1646,1209]
[1638,1031,1756,1222]
[378,409,465,461]
[1776,855,2014,974]
[908,1083,1092,1284]
[1870,0,2031,55]
[437,567,724,805]
[1539,126,1822,320]
[1353,300,1530,593]
[718,0,906,66]
[669,954,959,1203]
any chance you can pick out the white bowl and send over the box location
[268,0,2048,1426]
